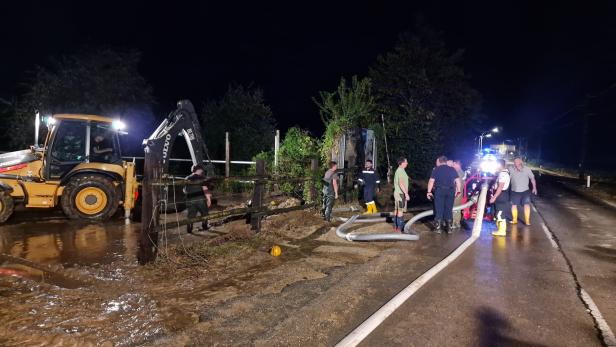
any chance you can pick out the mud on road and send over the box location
[0,204,454,346]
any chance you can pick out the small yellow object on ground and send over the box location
[270,245,282,257]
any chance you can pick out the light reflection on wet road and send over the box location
[0,211,138,267]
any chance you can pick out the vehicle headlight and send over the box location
[480,160,497,174]
[112,120,126,131]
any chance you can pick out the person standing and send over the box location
[358,159,381,214]
[393,157,410,232]
[509,157,537,225]
[490,159,511,236]
[184,164,212,234]
[322,161,339,222]
[451,159,466,229]
[427,156,462,233]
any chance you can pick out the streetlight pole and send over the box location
[477,127,499,154]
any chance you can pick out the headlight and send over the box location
[112,120,126,130]
[44,116,56,126]
[480,160,497,174]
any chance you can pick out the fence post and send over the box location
[250,159,266,232]
[225,132,230,178]
[310,158,319,204]
[274,130,280,169]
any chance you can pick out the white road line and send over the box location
[581,289,616,347]
[541,222,558,249]
[534,203,616,346]
[335,184,490,347]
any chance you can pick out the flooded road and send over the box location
[0,212,139,267]
[0,206,386,346]
[0,209,166,346]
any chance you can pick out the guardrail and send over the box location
[121,156,255,165]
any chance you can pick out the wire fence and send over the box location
[139,159,321,264]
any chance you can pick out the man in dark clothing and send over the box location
[184,164,212,234]
[427,156,462,233]
[358,160,380,213]
[322,161,339,222]
[91,134,114,163]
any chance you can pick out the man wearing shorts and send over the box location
[452,159,466,229]
[393,157,410,232]
[509,157,537,225]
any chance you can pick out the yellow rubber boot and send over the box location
[524,205,531,226]
[511,206,518,224]
[371,202,378,213]
[364,203,371,214]
[492,212,507,236]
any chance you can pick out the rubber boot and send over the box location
[524,205,531,226]
[434,220,442,234]
[510,206,518,224]
[364,203,371,214]
[371,202,378,213]
[492,212,506,236]
[187,223,193,234]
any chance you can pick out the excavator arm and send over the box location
[138,100,211,264]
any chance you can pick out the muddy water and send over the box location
[0,212,166,346]
[0,206,400,346]
[0,215,138,267]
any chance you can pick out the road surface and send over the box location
[356,174,615,346]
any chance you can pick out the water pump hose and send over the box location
[335,195,477,242]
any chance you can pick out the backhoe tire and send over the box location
[61,174,120,221]
[0,192,15,223]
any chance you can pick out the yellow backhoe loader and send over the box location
[0,114,138,223]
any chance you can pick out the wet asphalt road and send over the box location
[358,175,614,346]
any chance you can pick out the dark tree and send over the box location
[201,84,277,161]
[2,47,154,151]
[370,29,481,178]
[313,76,377,164]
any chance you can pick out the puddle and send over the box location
[0,218,138,267]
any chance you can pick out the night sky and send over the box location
[2,1,615,167]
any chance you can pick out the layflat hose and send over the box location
[332,206,361,213]
[336,215,420,241]
[335,183,489,347]
[402,195,478,234]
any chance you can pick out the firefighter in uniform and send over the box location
[358,160,380,213]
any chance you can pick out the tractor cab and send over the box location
[43,115,124,179]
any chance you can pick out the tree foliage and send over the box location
[369,29,480,178]
[1,47,154,151]
[313,76,377,164]
[252,127,319,201]
[201,84,276,163]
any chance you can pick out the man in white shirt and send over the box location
[490,159,510,236]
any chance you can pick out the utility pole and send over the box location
[578,96,594,180]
